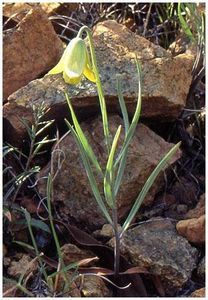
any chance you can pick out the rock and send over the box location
[93,223,122,240]
[56,273,81,297]
[40,3,79,16]
[190,287,205,297]
[3,7,63,100]
[108,218,198,295]
[7,253,38,279]
[3,3,32,23]
[61,243,97,266]
[57,271,112,297]
[170,176,199,206]
[185,193,205,219]
[176,215,205,244]
[77,275,112,297]
[176,204,188,215]
[38,115,180,227]
[197,257,205,282]
[168,34,197,57]
[4,20,194,141]
[100,224,121,238]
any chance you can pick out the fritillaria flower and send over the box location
[48,37,95,84]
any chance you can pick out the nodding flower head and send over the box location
[48,37,96,85]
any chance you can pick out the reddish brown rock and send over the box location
[61,243,97,266]
[190,287,205,297]
[38,115,180,227]
[3,3,32,23]
[40,2,79,16]
[4,20,194,143]
[185,193,205,219]
[3,7,63,100]
[176,215,205,244]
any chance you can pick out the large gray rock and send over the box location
[38,115,180,227]
[4,20,194,141]
[109,217,198,295]
[3,7,63,100]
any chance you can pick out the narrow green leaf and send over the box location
[13,240,35,251]
[36,120,54,136]
[121,142,181,235]
[48,261,79,279]
[3,145,14,157]
[65,93,103,177]
[5,144,28,159]
[116,75,129,135]
[15,167,40,186]
[65,120,113,225]
[97,88,110,153]
[15,219,51,233]
[33,137,56,156]
[115,59,142,167]
[178,3,194,41]
[104,125,122,208]
[114,147,128,196]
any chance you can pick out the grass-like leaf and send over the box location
[114,148,128,196]
[121,141,181,236]
[65,93,103,177]
[13,240,35,251]
[178,3,194,41]
[116,75,130,135]
[104,125,122,208]
[23,208,48,281]
[65,120,113,225]
[113,76,130,196]
[15,219,51,233]
[36,120,55,136]
[114,59,142,167]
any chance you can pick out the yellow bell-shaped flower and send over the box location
[48,37,96,85]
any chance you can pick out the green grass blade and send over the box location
[23,208,48,281]
[114,59,142,167]
[65,120,113,225]
[104,125,122,208]
[65,93,103,177]
[36,120,54,136]
[48,261,79,279]
[178,3,194,41]
[13,240,35,251]
[114,147,128,196]
[121,142,181,235]
[116,76,129,135]
[97,88,110,153]
[15,219,51,233]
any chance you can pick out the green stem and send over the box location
[78,26,110,154]
[112,208,120,277]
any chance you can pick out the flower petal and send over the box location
[48,37,82,75]
[63,71,82,85]
[83,47,96,82]
[83,65,96,82]
[48,45,70,75]
[63,37,87,84]
[48,58,65,75]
